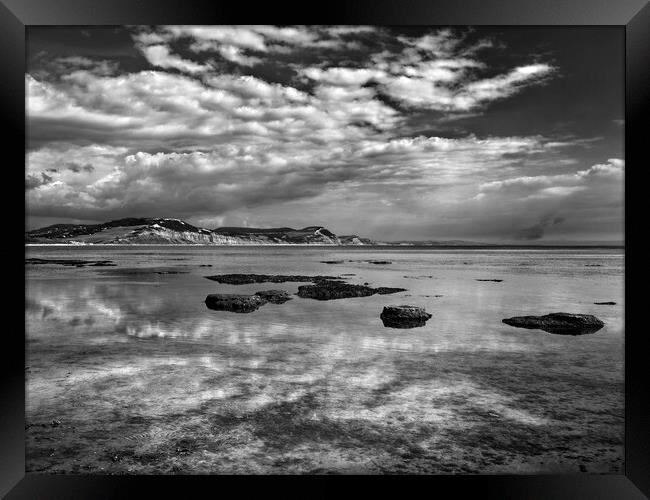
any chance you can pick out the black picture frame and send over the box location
[3,0,648,497]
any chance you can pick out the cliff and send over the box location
[26,218,369,245]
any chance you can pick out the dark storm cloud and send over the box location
[66,162,95,173]
[25,26,624,241]
[26,172,53,190]
[514,214,566,241]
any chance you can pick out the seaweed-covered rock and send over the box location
[297,280,406,300]
[205,274,339,285]
[297,281,376,300]
[254,290,293,304]
[375,287,409,295]
[26,258,116,267]
[380,305,432,329]
[502,312,604,335]
[205,294,267,313]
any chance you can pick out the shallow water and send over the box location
[25,246,624,474]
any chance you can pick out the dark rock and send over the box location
[205,274,339,285]
[380,305,432,329]
[297,281,375,300]
[476,279,503,282]
[98,267,188,276]
[297,280,406,301]
[199,264,213,267]
[594,301,616,305]
[367,260,392,265]
[205,294,267,313]
[502,312,604,335]
[254,290,292,304]
[26,258,115,267]
[320,260,345,264]
[375,287,409,295]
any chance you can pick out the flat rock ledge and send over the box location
[26,258,116,267]
[205,289,294,312]
[254,290,293,304]
[380,305,432,329]
[502,312,604,335]
[297,280,406,300]
[205,294,268,313]
[205,274,340,285]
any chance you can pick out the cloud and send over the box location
[462,158,624,241]
[66,162,95,173]
[131,25,377,72]
[25,27,622,241]
[514,214,566,240]
[214,45,262,66]
[28,26,557,154]
[26,172,54,190]
[128,26,554,113]
[139,44,211,73]
[478,158,624,198]
[25,133,572,224]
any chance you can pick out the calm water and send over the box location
[25,246,625,474]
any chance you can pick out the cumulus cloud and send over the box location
[127,25,554,113]
[478,158,624,198]
[131,25,377,72]
[139,44,211,73]
[298,51,553,112]
[25,132,572,224]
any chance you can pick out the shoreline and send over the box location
[25,243,625,250]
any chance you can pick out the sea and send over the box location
[25,245,625,474]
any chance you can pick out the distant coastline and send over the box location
[25,217,624,249]
[25,243,624,249]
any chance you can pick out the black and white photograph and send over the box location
[24,24,624,475]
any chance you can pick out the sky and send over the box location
[25,26,624,243]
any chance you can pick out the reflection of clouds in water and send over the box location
[26,262,623,409]
[120,319,215,339]
[25,250,624,474]
[27,280,211,340]
[327,377,549,428]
